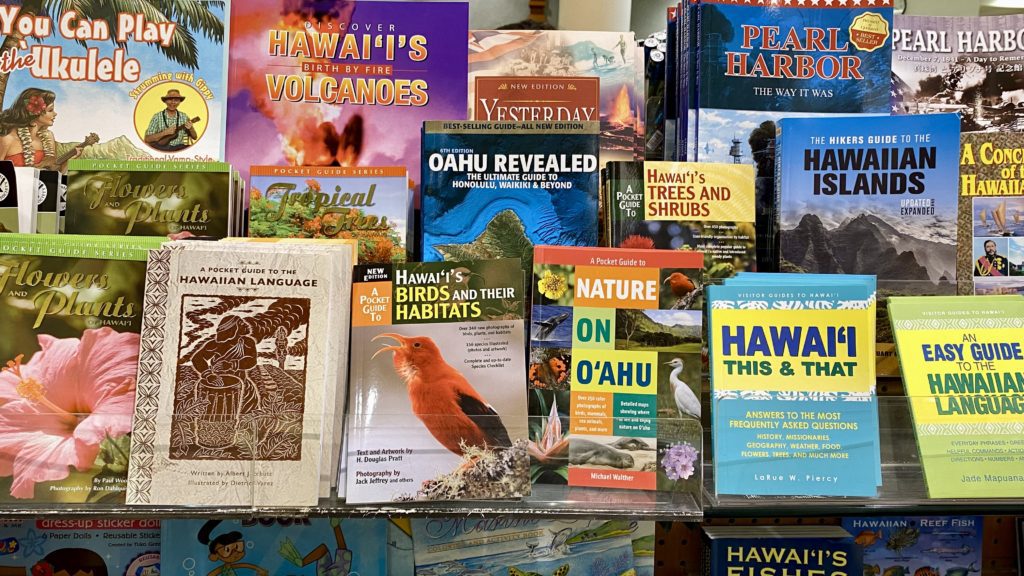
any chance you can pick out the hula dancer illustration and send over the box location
[975,239,1009,277]
[199,521,268,576]
[30,548,108,576]
[144,89,199,152]
[0,88,92,171]
[278,519,353,576]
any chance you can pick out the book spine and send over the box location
[772,122,784,274]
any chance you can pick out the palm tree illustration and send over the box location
[0,0,226,104]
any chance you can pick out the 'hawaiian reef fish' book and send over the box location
[708,276,879,497]
[777,113,960,376]
[248,165,411,263]
[412,517,639,576]
[842,516,982,576]
[468,30,642,168]
[888,295,1024,498]
[702,526,862,576]
[693,0,894,271]
[161,518,392,576]
[226,0,468,204]
[0,233,164,503]
[65,160,235,238]
[126,241,354,506]
[605,161,755,280]
[958,133,1024,295]
[345,259,528,503]
[0,519,160,576]
[0,1,227,162]
[421,121,600,265]
[892,14,1024,135]
[35,170,60,234]
[530,246,704,493]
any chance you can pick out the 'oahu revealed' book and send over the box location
[345,260,529,503]
[421,121,599,265]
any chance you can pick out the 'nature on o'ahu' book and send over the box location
[777,113,961,376]
[530,246,704,494]
[345,259,529,503]
[0,1,227,162]
[248,165,411,263]
[65,159,235,238]
[421,121,599,265]
[226,0,468,204]
[0,233,163,503]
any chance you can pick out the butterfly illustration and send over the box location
[509,566,569,576]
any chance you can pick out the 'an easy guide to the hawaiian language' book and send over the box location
[345,260,528,503]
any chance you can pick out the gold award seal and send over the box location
[849,12,889,52]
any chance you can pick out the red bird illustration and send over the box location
[372,333,511,456]
[664,272,696,297]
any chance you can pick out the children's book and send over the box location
[0,234,163,503]
[0,2,227,162]
[247,165,411,263]
[530,246,704,494]
[702,526,861,576]
[161,518,390,576]
[842,516,982,576]
[777,113,961,376]
[345,259,528,503]
[65,160,235,238]
[421,121,600,265]
[0,519,160,576]
[468,30,642,168]
[412,517,638,576]
[958,133,1024,295]
[226,1,468,203]
[692,0,894,271]
[126,241,354,506]
[889,295,1024,498]
[0,161,18,232]
[605,161,755,280]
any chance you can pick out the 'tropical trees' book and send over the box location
[0,3,227,162]
[421,121,600,265]
[345,260,528,503]
[842,516,982,575]
[0,233,163,502]
[248,165,411,263]
[889,295,1024,498]
[777,113,961,376]
[65,160,236,238]
[692,0,894,271]
[530,246,704,493]
[127,241,354,506]
[958,133,1024,295]
[226,0,468,203]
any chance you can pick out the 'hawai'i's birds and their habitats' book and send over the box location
[126,240,354,506]
[0,233,163,503]
[530,246,704,494]
[421,121,600,266]
[226,0,468,208]
[161,518,397,576]
[888,294,1024,498]
[345,259,528,503]
[708,275,879,496]
[0,1,227,162]
[605,161,755,281]
[0,519,160,576]
[412,517,641,576]
[65,160,236,239]
[777,113,960,377]
[702,526,862,576]
[958,133,1024,295]
[247,165,411,263]
[842,515,982,576]
[692,0,894,272]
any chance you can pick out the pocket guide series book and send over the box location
[345,259,529,503]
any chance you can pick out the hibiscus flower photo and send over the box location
[0,327,139,500]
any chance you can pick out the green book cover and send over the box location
[889,295,1024,498]
[64,160,232,238]
[0,233,163,503]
